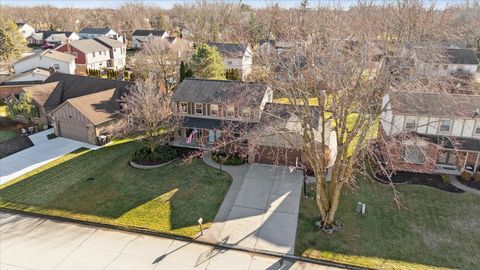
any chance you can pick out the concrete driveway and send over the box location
[0,212,336,270]
[0,129,98,185]
[218,163,303,255]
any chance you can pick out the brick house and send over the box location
[380,91,480,174]
[56,39,110,71]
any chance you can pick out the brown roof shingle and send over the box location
[389,91,480,118]
[65,89,118,125]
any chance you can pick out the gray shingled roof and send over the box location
[261,103,321,129]
[172,78,266,105]
[42,73,132,110]
[68,39,109,53]
[132,29,166,36]
[94,36,125,49]
[79,27,113,34]
[207,42,248,58]
[389,91,480,118]
[445,48,479,65]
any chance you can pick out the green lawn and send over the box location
[0,140,232,237]
[296,180,480,270]
[0,130,16,143]
[0,105,8,117]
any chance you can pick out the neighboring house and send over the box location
[8,73,131,143]
[27,31,79,45]
[13,49,76,74]
[380,91,480,175]
[94,36,127,70]
[6,82,61,128]
[170,78,337,167]
[207,42,253,80]
[0,68,50,85]
[55,39,110,70]
[79,27,124,43]
[404,44,479,77]
[130,29,168,49]
[16,22,35,39]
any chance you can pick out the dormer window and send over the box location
[226,106,235,117]
[439,119,451,133]
[195,103,203,115]
[404,116,416,130]
[179,102,187,113]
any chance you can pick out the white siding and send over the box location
[13,55,75,74]
[392,115,405,134]
[451,119,464,137]
[85,50,110,67]
[7,72,49,83]
[426,117,438,134]
[417,116,429,134]
[380,94,393,135]
[463,119,475,137]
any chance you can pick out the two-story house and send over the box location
[380,91,480,175]
[28,31,80,45]
[13,49,76,74]
[207,43,253,80]
[94,36,127,70]
[170,78,338,167]
[79,27,124,43]
[171,78,271,149]
[16,22,35,39]
[404,44,479,77]
[55,39,110,71]
[131,29,169,49]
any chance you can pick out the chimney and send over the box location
[67,38,71,54]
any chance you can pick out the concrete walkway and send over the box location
[203,160,303,255]
[449,175,480,196]
[0,212,337,270]
[0,129,98,185]
[199,156,251,243]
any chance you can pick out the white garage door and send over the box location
[58,121,90,143]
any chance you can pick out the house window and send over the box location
[402,145,426,164]
[439,119,451,133]
[92,52,96,57]
[475,121,480,136]
[242,108,251,118]
[53,64,60,69]
[179,102,187,113]
[195,103,203,115]
[404,116,416,130]
[72,52,78,58]
[210,104,219,116]
[226,106,235,117]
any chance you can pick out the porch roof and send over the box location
[416,133,480,151]
[180,117,258,132]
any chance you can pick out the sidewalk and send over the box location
[448,175,480,196]
[0,211,337,270]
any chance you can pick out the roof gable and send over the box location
[42,73,132,109]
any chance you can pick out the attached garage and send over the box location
[57,119,89,143]
[50,89,119,145]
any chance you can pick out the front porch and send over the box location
[434,149,480,175]
[169,127,224,150]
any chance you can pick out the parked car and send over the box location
[41,43,56,49]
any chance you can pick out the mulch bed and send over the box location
[375,171,464,193]
[132,147,198,166]
[0,136,33,159]
[0,117,28,132]
[458,177,480,191]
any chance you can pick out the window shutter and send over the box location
[207,104,211,116]
[203,104,207,115]
[187,102,192,114]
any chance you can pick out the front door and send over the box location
[437,150,456,165]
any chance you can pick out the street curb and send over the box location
[1,208,369,270]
